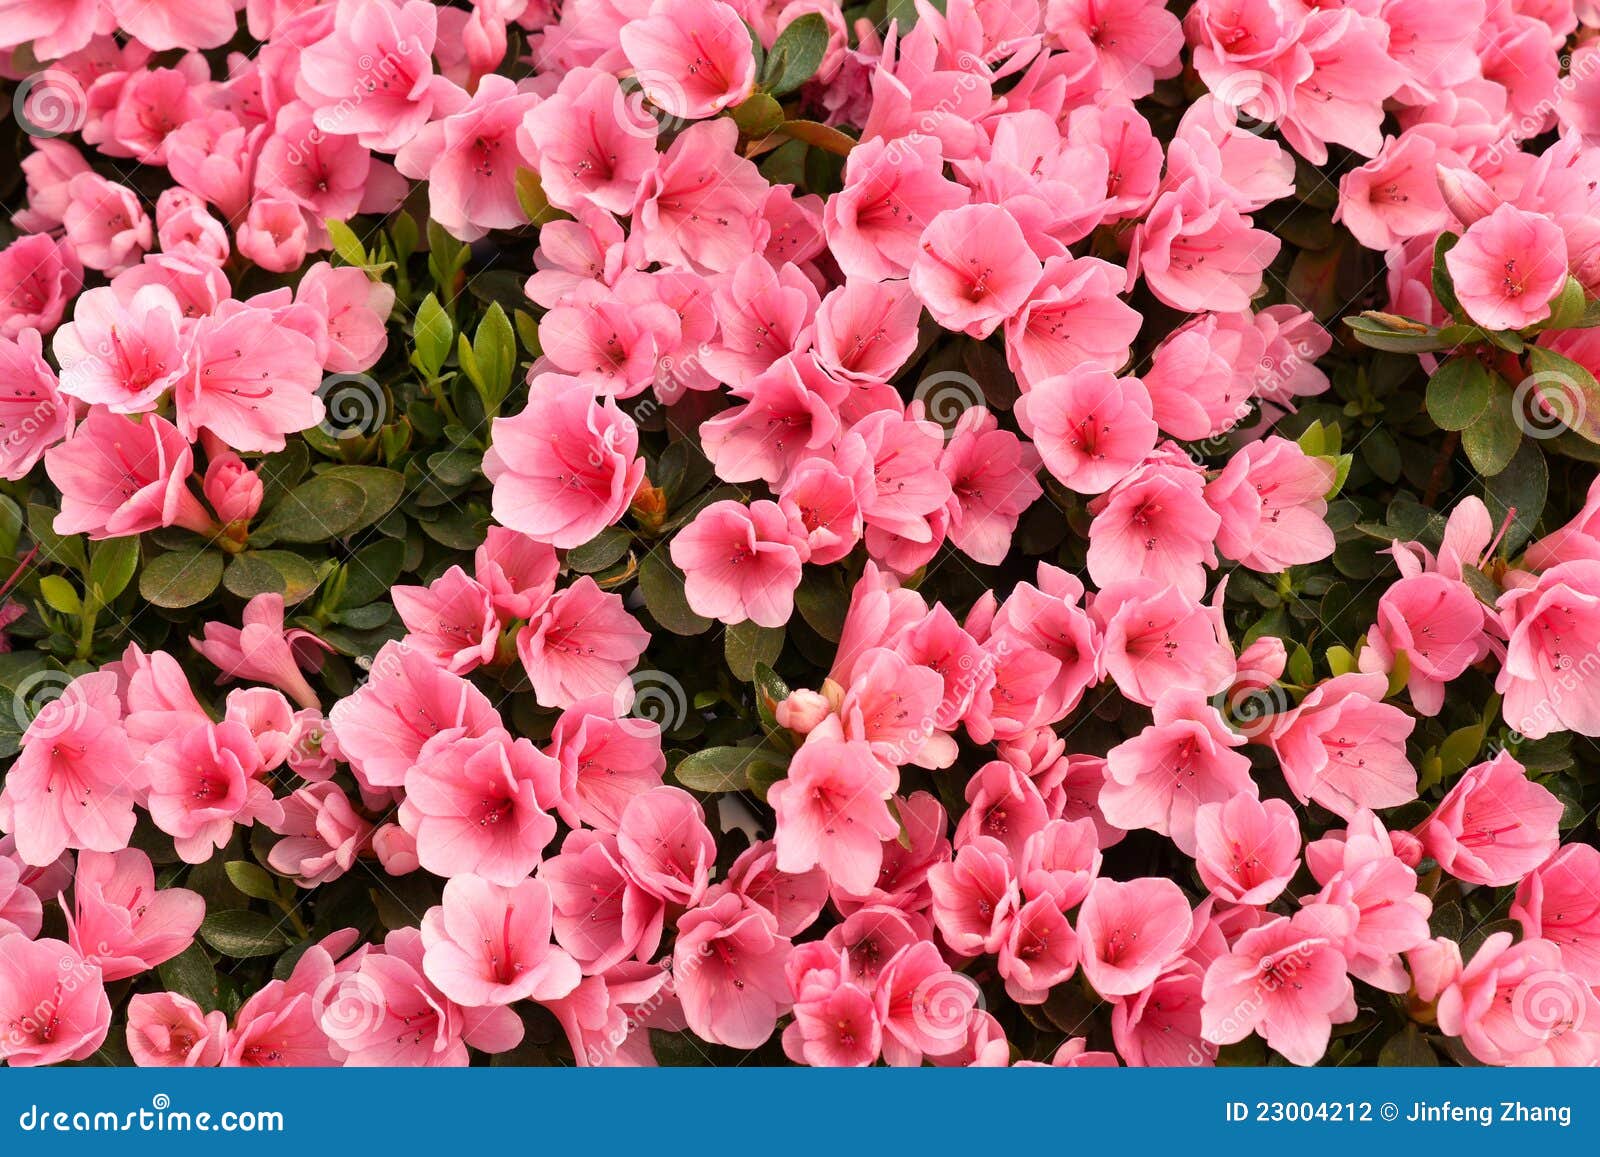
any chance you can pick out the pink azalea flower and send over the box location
[1088,451,1220,600]
[714,839,830,937]
[701,257,819,388]
[1437,932,1600,1066]
[823,134,969,282]
[420,875,581,1007]
[0,234,83,340]
[998,896,1081,1004]
[267,782,373,888]
[0,935,111,1067]
[1113,959,1214,1067]
[294,263,395,374]
[910,204,1043,339]
[0,328,73,481]
[0,670,139,866]
[328,640,503,789]
[631,119,772,274]
[838,645,955,770]
[1102,690,1255,855]
[62,173,152,274]
[1266,672,1417,820]
[473,526,558,621]
[1512,844,1600,983]
[1094,578,1237,708]
[674,893,793,1049]
[519,67,658,216]
[485,375,645,549]
[1205,436,1337,574]
[1444,203,1569,331]
[698,354,844,486]
[540,829,666,972]
[1016,364,1158,495]
[813,277,921,388]
[619,0,757,119]
[616,786,716,907]
[1496,560,1600,738]
[68,848,204,981]
[1200,904,1357,1066]
[1194,794,1301,905]
[45,409,211,541]
[403,730,560,884]
[191,593,330,711]
[395,75,538,242]
[1044,0,1182,99]
[545,695,665,832]
[1417,750,1563,887]
[1132,174,1280,313]
[53,284,185,413]
[144,719,284,864]
[769,718,901,895]
[940,407,1043,566]
[516,577,650,709]
[126,992,228,1067]
[296,0,459,150]
[1077,876,1192,997]
[392,565,501,675]
[1003,255,1142,391]
[1336,130,1453,251]
[177,304,324,451]
[1359,572,1490,716]
[671,499,808,629]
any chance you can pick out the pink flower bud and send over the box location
[775,689,833,735]
[203,451,264,525]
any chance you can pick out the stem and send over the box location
[1422,430,1459,508]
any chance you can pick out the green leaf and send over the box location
[199,909,290,958]
[88,535,139,605]
[1287,643,1314,687]
[412,293,453,379]
[566,527,632,574]
[725,621,784,682]
[762,13,828,96]
[158,942,222,1013]
[674,745,787,793]
[325,218,369,268]
[468,302,517,413]
[1461,375,1523,476]
[256,474,367,542]
[1425,354,1493,431]
[639,551,713,635]
[37,575,81,616]
[224,861,282,902]
[775,118,857,156]
[1378,1024,1438,1066]
[336,539,407,609]
[514,167,555,224]
[27,502,86,572]
[753,662,791,729]
[730,92,784,137]
[224,551,324,603]
[1482,439,1547,554]
[1526,345,1600,444]
[140,549,224,609]
[794,569,848,642]
[1541,276,1587,331]
[1343,314,1454,354]
[1438,720,1488,781]
[1431,232,1464,322]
